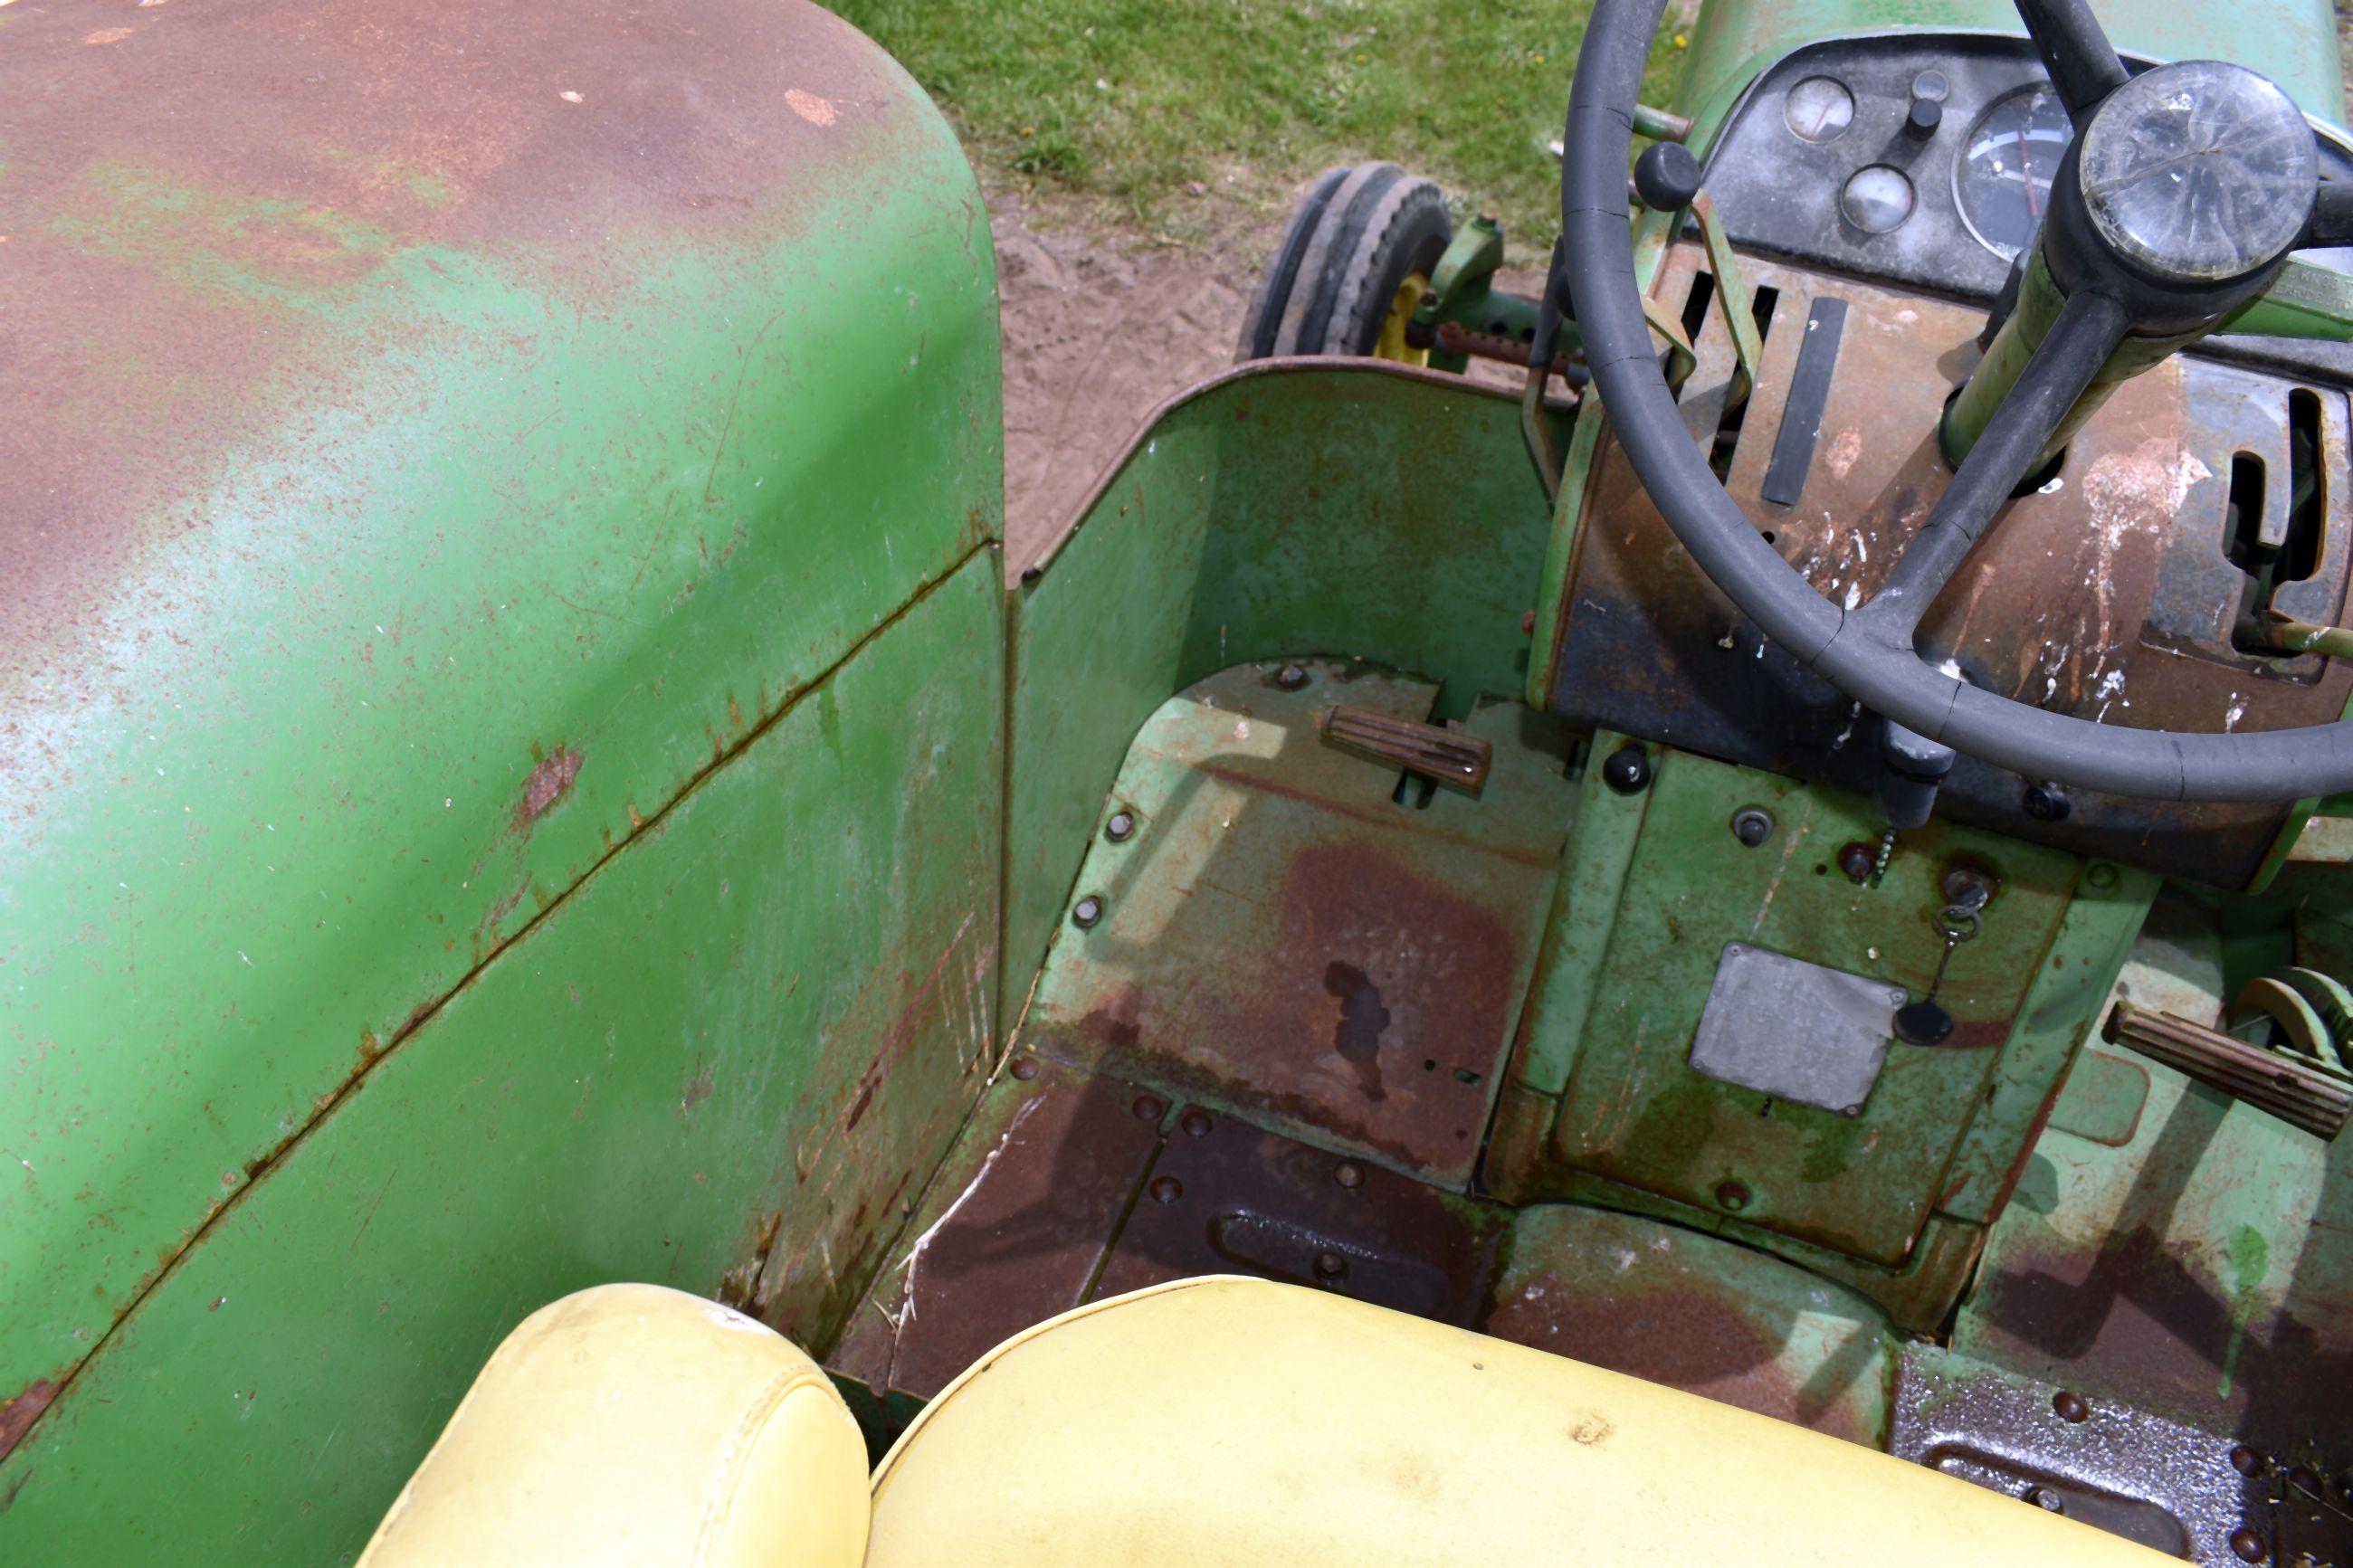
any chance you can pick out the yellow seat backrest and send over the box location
[361,1274,2171,1567]
[357,1283,867,1568]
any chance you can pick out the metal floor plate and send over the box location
[1017,659,1577,1188]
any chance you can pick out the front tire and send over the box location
[1236,163,1453,363]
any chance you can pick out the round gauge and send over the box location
[1955,85,2075,257]
[1840,165,1916,233]
[1784,76,1855,144]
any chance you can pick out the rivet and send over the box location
[1313,1251,1348,1279]
[1149,1176,1183,1204]
[1072,894,1104,929]
[2231,1446,2266,1478]
[2230,1527,2270,1563]
[1180,1109,1213,1137]
[2024,1486,2065,1514]
[1276,663,1310,690]
[1731,807,1774,847]
[1131,1094,1166,1122]
[1715,1179,1750,1212]
[1010,1057,1040,1081]
[1105,810,1136,842]
[1334,1161,1366,1190]
[2085,863,2119,891]
[2053,1389,2090,1422]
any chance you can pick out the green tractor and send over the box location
[8,0,2353,1560]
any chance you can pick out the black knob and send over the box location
[1908,69,1950,140]
[1602,745,1652,795]
[1634,143,1704,212]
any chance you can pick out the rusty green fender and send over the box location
[0,0,1002,1544]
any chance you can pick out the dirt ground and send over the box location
[990,180,1539,573]
[989,184,1264,575]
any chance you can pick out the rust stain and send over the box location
[3,0,906,732]
[512,746,583,832]
[843,913,980,1132]
[0,1379,60,1461]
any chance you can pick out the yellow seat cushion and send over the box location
[357,1283,868,1568]
[866,1274,2169,1567]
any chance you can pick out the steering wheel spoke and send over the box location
[1858,290,2131,640]
[2013,0,2129,120]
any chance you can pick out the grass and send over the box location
[827,0,1688,251]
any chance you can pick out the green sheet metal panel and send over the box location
[1672,0,2346,128]
[1004,364,1567,1039]
[0,554,1003,1562]
[0,0,1001,1430]
[1018,663,1576,1191]
[1541,747,2084,1268]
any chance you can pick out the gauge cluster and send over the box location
[1696,37,2080,299]
[1697,35,2353,312]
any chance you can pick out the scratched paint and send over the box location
[0,0,1005,1440]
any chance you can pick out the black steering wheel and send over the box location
[1562,0,2353,801]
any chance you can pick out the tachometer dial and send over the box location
[1955,85,2074,257]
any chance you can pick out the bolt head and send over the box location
[1313,1250,1348,1279]
[1148,1176,1183,1204]
[2024,783,2072,822]
[1601,745,1652,796]
[1276,662,1310,690]
[1731,807,1774,847]
[1334,1161,1366,1190]
[1839,842,1877,884]
[1106,810,1136,842]
[1714,1179,1750,1212]
[2024,1486,2065,1514]
[1941,864,2000,910]
[1072,895,1104,929]
[2053,1389,2090,1423]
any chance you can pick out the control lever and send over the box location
[2102,1000,2351,1140]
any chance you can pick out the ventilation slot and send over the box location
[2225,451,2272,655]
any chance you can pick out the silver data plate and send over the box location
[1687,942,1906,1117]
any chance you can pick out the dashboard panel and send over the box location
[1696,34,2353,383]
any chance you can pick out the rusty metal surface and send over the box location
[1093,1109,1505,1325]
[1022,660,1576,1188]
[1891,1341,2256,1563]
[829,1054,1165,1403]
[1481,1204,1894,1447]
[1551,245,2353,889]
[1,0,905,691]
